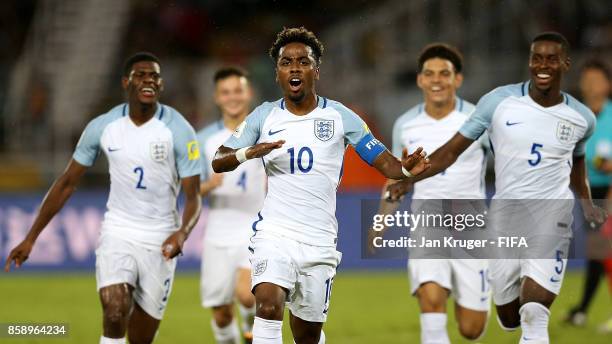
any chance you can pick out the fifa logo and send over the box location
[314,120,334,141]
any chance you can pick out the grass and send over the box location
[0,270,611,343]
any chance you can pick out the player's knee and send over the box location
[101,297,131,325]
[212,305,234,327]
[418,294,446,313]
[458,321,485,340]
[256,302,283,320]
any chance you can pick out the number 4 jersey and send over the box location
[459,81,596,200]
[224,96,387,246]
[73,103,201,249]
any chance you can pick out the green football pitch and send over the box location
[1,270,611,343]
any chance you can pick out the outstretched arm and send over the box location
[5,159,88,271]
[212,141,285,173]
[372,147,430,179]
[162,174,202,259]
[384,133,475,201]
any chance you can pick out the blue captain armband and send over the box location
[354,133,387,165]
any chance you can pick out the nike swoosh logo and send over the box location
[108,147,120,152]
[408,139,419,145]
[268,128,286,136]
[505,121,522,126]
[480,297,488,302]
[550,277,560,283]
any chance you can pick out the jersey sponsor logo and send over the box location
[253,259,268,276]
[268,128,286,136]
[150,141,169,162]
[233,121,246,138]
[556,121,574,143]
[314,119,334,141]
[505,120,522,126]
[187,140,200,160]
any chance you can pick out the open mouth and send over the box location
[289,78,302,91]
[430,85,443,93]
[535,73,551,81]
[140,87,156,97]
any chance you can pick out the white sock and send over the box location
[99,336,126,344]
[239,303,256,333]
[253,316,282,344]
[519,302,550,343]
[211,319,240,344]
[293,330,325,344]
[420,313,450,344]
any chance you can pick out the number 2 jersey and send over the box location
[73,103,201,249]
[459,81,596,200]
[224,96,387,247]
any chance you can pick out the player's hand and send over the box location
[209,173,224,189]
[582,201,608,230]
[245,140,285,159]
[4,239,34,272]
[162,230,187,260]
[401,147,430,177]
[385,180,413,202]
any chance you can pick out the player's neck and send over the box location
[129,101,157,126]
[222,113,247,131]
[284,93,317,116]
[528,84,563,108]
[424,99,454,120]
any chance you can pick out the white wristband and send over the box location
[402,166,413,178]
[236,147,250,163]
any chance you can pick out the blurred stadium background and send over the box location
[0,0,610,343]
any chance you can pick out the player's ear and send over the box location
[121,76,129,90]
[562,55,571,72]
[455,72,464,88]
[159,77,165,93]
[416,73,424,89]
[315,66,320,81]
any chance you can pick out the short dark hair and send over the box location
[581,59,611,81]
[269,27,324,66]
[213,66,249,84]
[417,43,463,73]
[532,32,570,54]
[123,52,161,77]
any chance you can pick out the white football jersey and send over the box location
[224,96,387,246]
[460,81,596,199]
[393,98,486,199]
[73,103,201,249]
[197,120,266,246]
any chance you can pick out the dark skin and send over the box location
[384,40,607,328]
[4,60,202,343]
[213,42,430,344]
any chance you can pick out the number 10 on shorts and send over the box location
[323,277,334,314]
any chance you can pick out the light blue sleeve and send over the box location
[566,94,597,157]
[166,107,201,178]
[73,117,104,166]
[73,108,123,166]
[459,87,513,140]
[330,100,387,165]
[224,102,274,149]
